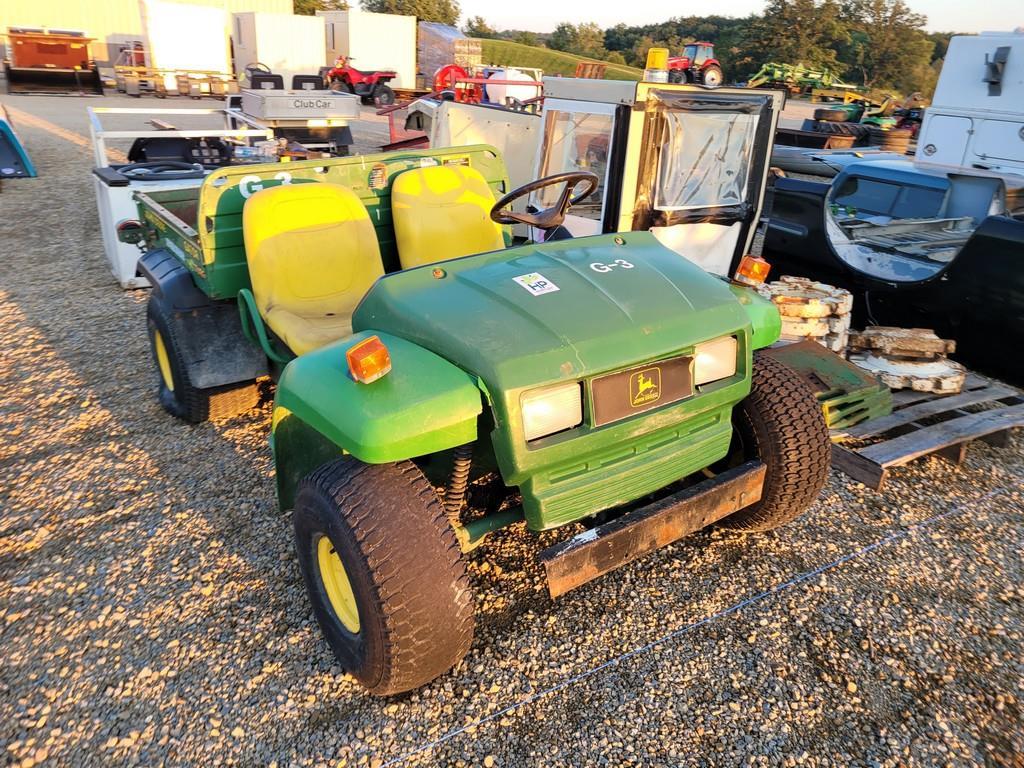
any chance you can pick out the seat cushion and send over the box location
[243,183,384,355]
[392,165,507,269]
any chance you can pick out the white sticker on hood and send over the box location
[513,273,560,296]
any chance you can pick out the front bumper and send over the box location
[540,460,766,597]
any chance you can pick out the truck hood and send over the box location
[353,232,753,393]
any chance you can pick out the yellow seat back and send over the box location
[392,165,507,269]
[242,183,384,356]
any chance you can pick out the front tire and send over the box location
[146,297,259,423]
[721,351,830,532]
[293,458,475,696]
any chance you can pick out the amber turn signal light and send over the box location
[346,335,392,384]
[734,254,771,286]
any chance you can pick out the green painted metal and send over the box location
[350,230,770,529]
[761,340,893,431]
[273,330,483,467]
[156,145,512,300]
[457,507,526,550]
[237,288,291,364]
[727,282,782,350]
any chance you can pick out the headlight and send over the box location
[693,336,738,386]
[521,382,583,442]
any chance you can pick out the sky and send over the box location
[457,0,1022,34]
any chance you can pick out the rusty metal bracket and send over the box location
[539,461,766,599]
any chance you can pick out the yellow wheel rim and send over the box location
[317,536,360,633]
[153,330,174,392]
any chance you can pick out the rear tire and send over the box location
[374,85,395,106]
[293,458,475,696]
[721,351,830,532]
[814,107,852,122]
[701,64,723,87]
[146,297,259,424]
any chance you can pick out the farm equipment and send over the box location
[2,28,103,95]
[747,62,857,94]
[668,42,723,87]
[323,56,398,106]
[128,79,842,696]
[112,45,239,99]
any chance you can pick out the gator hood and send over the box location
[353,232,772,393]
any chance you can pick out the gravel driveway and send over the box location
[1,93,1022,768]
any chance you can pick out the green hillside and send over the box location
[478,39,643,81]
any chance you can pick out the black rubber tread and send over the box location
[374,85,396,106]
[815,121,870,138]
[146,297,260,424]
[814,107,853,122]
[721,351,830,532]
[701,64,723,86]
[293,458,475,696]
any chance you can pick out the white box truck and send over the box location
[916,31,1024,173]
[232,12,327,88]
[318,10,416,90]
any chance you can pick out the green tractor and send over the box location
[130,79,832,695]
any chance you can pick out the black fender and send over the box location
[139,249,269,388]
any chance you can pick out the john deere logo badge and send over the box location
[630,368,661,407]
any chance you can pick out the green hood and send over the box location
[353,231,754,392]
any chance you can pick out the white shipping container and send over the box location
[232,12,327,87]
[140,0,231,89]
[318,10,416,90]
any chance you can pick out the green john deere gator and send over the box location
[131,79,831,695]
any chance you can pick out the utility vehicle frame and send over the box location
[130,79,830,695]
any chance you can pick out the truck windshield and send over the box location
[654,110,758,211]
[534,108,614,221]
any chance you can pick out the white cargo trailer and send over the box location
[140,0,232,91]
[916,31,1024,173]
[231,12,326,87]
[317,9,416,90]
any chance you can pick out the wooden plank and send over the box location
[888,374,996,409]
[540,462,766,598]
[859,402,1024,469]
[846,383,1016,439]
[831,443,886,490]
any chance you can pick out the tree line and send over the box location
[465,0,960,96]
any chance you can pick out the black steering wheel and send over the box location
[118,161,206,180]
[490,171,600,230]
[244,62,272,84]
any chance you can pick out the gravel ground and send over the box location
[1,93,1023,768]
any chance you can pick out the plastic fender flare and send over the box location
[139,249,269,387]
[728,282,782,350]
[273,330,483,466]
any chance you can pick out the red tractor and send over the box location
[667,42,723,87]
[322,56,397,106]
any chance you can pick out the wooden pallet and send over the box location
[831,374,1024,490]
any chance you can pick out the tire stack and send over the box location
[757,276,853,353]
[868,126,912,153]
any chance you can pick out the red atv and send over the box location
[668,42,723,87]
[323,56,397,106]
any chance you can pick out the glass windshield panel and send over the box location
[683,44,697,61]
[831,177,944,219]
[534,109,614,221]
[654,111,758,211]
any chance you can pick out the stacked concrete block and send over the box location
[757,276,853,353]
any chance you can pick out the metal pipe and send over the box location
[459,507,525,550]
